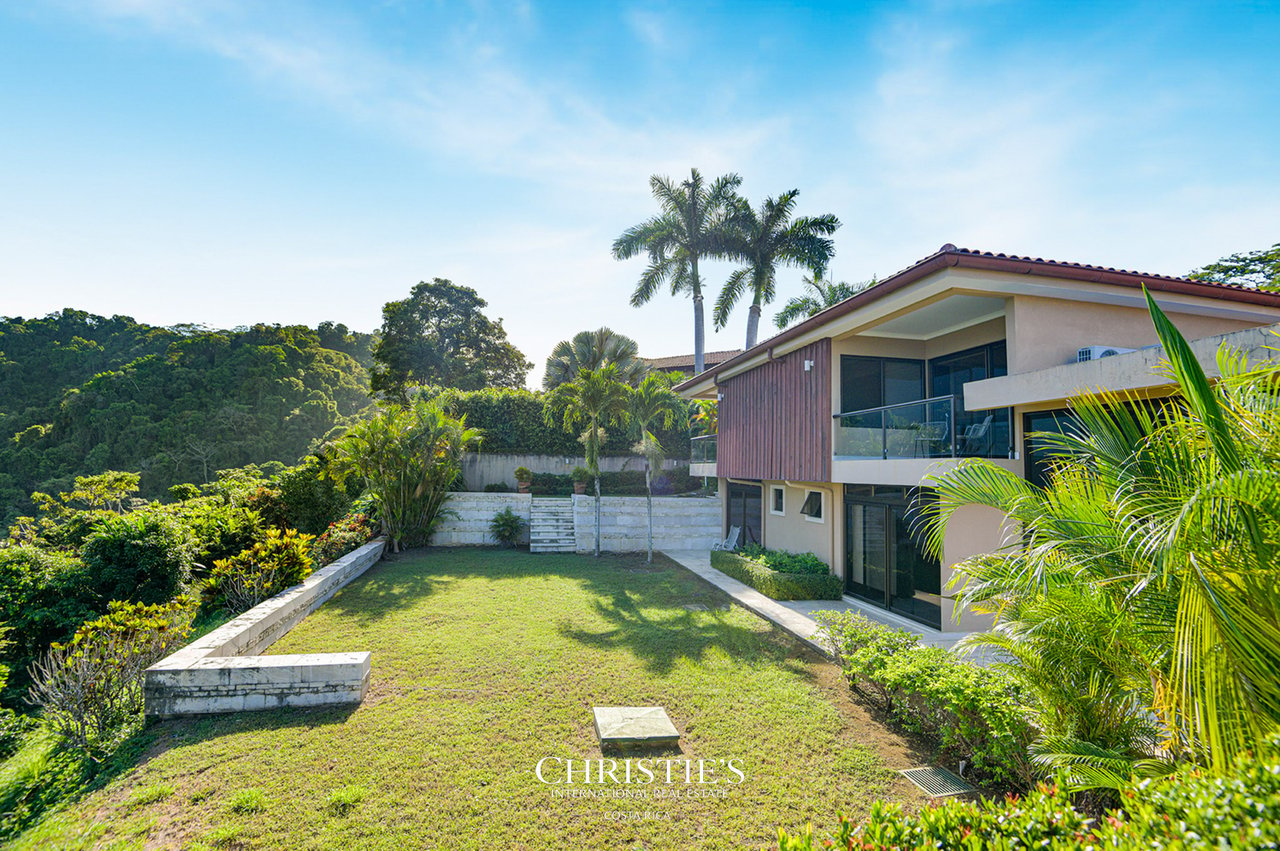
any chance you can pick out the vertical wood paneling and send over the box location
[718,339,831,481]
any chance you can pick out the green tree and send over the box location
[543,366,631,556]
[713,191,840,348]
[371,279,532,399]
[612,168,743,376]
[542,327,648,390]
[628,373,684,563]
[922,291,1280,789]
[1189,242,1280,290]
[330,399,480,552]
[774,273,874,329]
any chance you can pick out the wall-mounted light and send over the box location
[803,359,814,371]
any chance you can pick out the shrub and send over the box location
[247,458,352,536]
[737,544,830,575]
[513,466,533,483]
[311,513,378,565]
[489,507,526,547]
[571,466,592,483]
[816,610,1036,789]
[710,551,842,600]
[28,597,195,751]
[208,528,315,613]
[80,511,195,605]
[483,483,512,493]
[527,466,702,497]
[779,747,1280,849]
[156,496,263,569]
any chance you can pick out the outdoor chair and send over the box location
[914,421,949,457]
[711,526,741,551]
[961,414,994,456]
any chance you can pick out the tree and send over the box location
[628,373,684,563]
[1189,242,1280,290]
[921,290,1280,790]
[542,327,648,390]
[329,399,480,552]
[542,366,631,557]
[713,191,840,348]
[371,279,532,399]
[612,169,743,375]
[774,272,874,329]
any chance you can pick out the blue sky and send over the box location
[1,1,1277,385]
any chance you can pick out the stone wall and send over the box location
[571,495,721,553]
[143,539,385,718]
[429,493,721,552]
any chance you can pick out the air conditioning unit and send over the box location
[1077,345,1137,363]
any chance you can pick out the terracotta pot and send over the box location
[573,481,588,495]
[517,480,531,494]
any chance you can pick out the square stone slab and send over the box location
[593,706,679,748]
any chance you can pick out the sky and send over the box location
[1,1,1278,387]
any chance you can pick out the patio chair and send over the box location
[711,526,740,551]
[961,414,994,456]
[913,421,948,457]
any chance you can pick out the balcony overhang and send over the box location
[965,321,1280,411]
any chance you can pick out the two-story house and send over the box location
[677,244,1280,634]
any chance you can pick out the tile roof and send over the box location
[643,349,743,370]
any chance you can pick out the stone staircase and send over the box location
[529,497,577,554]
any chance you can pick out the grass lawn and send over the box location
[14,549,927,850]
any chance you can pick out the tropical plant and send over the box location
[921,289,1280,790]
[488,507,526,548]
[208,528,316,612]
[543,366,631,556]
[311,512,377,564]
[570,466,592,483]
[690,399,717,435]
[774,273,874,329]
[612,168,743,375]
[329,400,480,552]
[513,466,533,483]
[80,511,195,605]
[713,190,840,348]
[628,373,684,563]
[542,327,648,390]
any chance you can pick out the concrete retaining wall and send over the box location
[430,492,532,547]
[144,538,385,718]
[571,495,721,553]
[461,452,680,491]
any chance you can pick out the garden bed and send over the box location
[710,550,843,601]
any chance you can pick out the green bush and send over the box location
[737,543,830,575]
[513,466,533,483]
[155,497,263,569]
[528,467,702,497]
[310,513,378,565]
[779,747,1280,849]
[246,458,352,536]
[208,528,315,613]
[80,512,194,605]
[816,610,1035,789]
[710,551,842,600]
[489,507,526,547]
[28,597,195,751]
[571,466,592,483]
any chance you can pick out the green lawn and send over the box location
[15,549,926,850]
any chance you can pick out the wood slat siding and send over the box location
[718,339,831,481]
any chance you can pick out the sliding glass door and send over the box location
[844,486,941,629]
[726,482,762,546]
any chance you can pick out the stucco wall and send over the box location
[761,481,836,567]
[939,504,1007,632]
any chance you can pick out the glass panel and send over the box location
[1024,409,1077,488]
[840,356,883,414]
[883,360,925,405]
[888,502,942,629]
[691,435,717,464]
[847,503,888,603]
[835,408,884,458]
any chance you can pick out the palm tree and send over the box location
[628,373,685,563]
[542,327,648,390]
[542,365,632,556]
[774,273,874,329]
[612,168,743,375]
[713,190,840,349]
[920,290,1280,790]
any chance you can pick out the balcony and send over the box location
[690,434,717,476]
[834,396,1010,460]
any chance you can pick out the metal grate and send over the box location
[899,766,975,798]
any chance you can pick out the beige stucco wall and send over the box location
[761,481,837,568]
[1008,295,1264,374]
[939,504,1008,632]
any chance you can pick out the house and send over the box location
[643,349,743,378]
[675,243,1280,634]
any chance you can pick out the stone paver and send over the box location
[593,706,680,748]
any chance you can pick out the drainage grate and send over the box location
[899,766,975,798]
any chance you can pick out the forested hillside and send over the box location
[0,310,375,524]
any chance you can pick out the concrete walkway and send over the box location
[660,550,972,657]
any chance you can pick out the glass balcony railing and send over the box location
[691,434,717,464]
[834,397,1011,460]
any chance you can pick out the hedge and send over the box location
[815,610,1035,789]
[528,467,704,497]
[419,385,692,457]
[779,744,1280,850]
[710,550,842,600]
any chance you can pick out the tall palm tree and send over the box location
[542,365,632,556]
[612,168,743,375]
[542,327,648,390]
[713,190,840,349]
[774,273,875,329]
[628,373,685,563]
[921,290,1280,789]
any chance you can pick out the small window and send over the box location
[770,486,785,515]
[800,491,824,522]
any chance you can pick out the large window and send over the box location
[1024,409,1079,489]
[928,341,1011,458]
[844,485,941,629]
[839,356,924,414]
